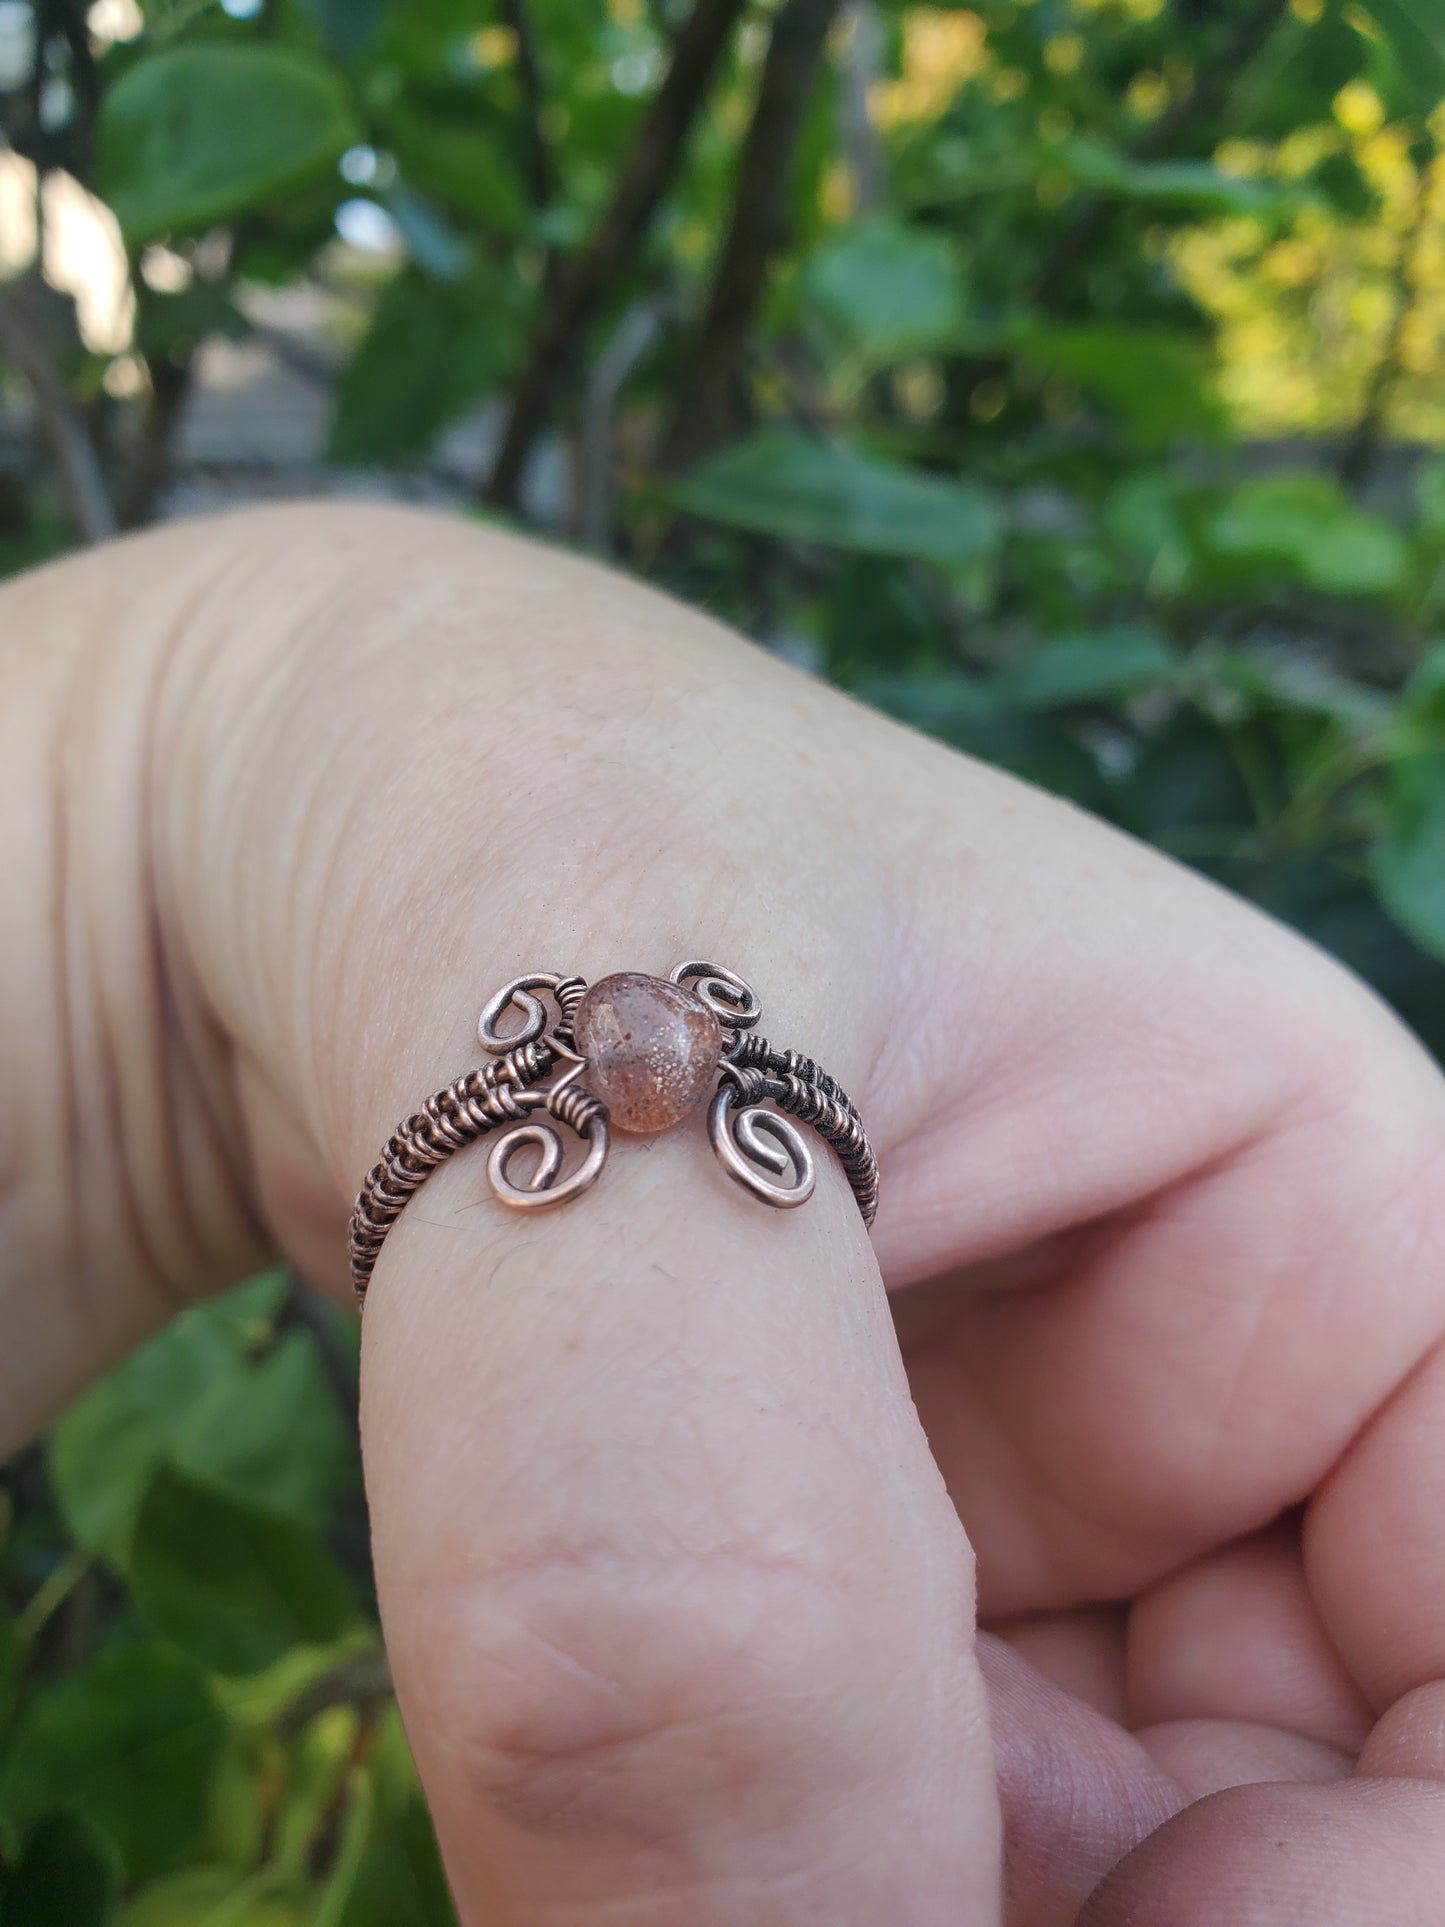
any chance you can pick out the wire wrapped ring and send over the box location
[347,961,878,1304]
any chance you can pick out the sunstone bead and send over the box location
[574,972,722,1134]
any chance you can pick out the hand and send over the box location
[3,503,1443,1924]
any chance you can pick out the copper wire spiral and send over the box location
[348,1041,555,1300]
[721,1034,878,1226]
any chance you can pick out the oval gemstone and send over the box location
[574,972,722,1134]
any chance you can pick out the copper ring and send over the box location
[347,961,878,1305]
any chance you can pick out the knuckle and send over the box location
[405,1539,891,1843]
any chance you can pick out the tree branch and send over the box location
[0,281,117,542]
[481,0,747,511]
[277,1273,360,1437]
[499,0,554,216]
[835,0,885,214]
[576,297,665,547]
[278,1648,393,1739]
[117,351,193,529]
[663,0,845,472]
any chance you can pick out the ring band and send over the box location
[347,960,878,1304]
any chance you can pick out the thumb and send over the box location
[166,506,1001,1922]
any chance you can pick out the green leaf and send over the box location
[822,555,947,679]
[1373,752,1445,960]
[1117,715,1258,850]
[128,1467,355,1677]
[51,1284,348,1563]
[859,674,1108,806]
[99,46,358,244]
[1,1645,224,1881]
[1417,457,1445,540]
[331,270,516,463]
[1205,476,1410,598]
[1,1814,118,1927]
[51,1313,238,1562]
[1016,325,1227,447]
[859,671,998,737]
[667,432,999,566]
[1354,0,1445,113]
[116,1872,309,1927]
[1199,648,1390,729]
[802,216,968,365]
[380,86,526,230]
[1103,471,1196,598]
[296,0,389,63]
[211,1633,378,1736]
[115,1871,243,1927]
[997,626,1180,708]
[1398,643,1445,735]
[172,1333,352,1534]
[1058,137,1294,215]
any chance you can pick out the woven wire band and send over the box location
[347,1040,573,1300]
[347,963,878,1305]
[720,1036,879,1227]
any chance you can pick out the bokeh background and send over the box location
[1,0,1443,1918]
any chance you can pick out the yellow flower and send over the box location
[1262,238,1320,287]
[1401,310,1441,376]
[1127,71,1169,119]
[1333,80,1385,138]
[1276,124,1340,179]
[1216,138,1268,179]
[869,8,989,128]
[469,24,517,68]
[820,158,858,223]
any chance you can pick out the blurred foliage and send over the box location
[2,0,1444,1915]
[0,1274,437,1922]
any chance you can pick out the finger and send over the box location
[1126,1517,1373,1752]
[148,506,1002,1923]
[1132,1720,1352,1799]
[1307,1336,1445,1714]
[1081,1242,1445,1925]
[362,1104,998,1921]
[0,530,272,1447]
[977,1634,1183,1927]
[986,1605,1129,1722]
[2,505,1004,1917]
[1076,1779,1445,1925]
[898,995,1445,1621]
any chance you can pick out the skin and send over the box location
[3,501,1445,1924]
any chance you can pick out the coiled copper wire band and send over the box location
[720,1036,879,1227]
[347,1040,572,1301]
[347,962,878,1305]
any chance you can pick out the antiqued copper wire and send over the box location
[719,1035,878,1225]
[348,963,878,1305]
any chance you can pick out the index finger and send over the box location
[164,505,1004,1923]
[361,1067,995,1919]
